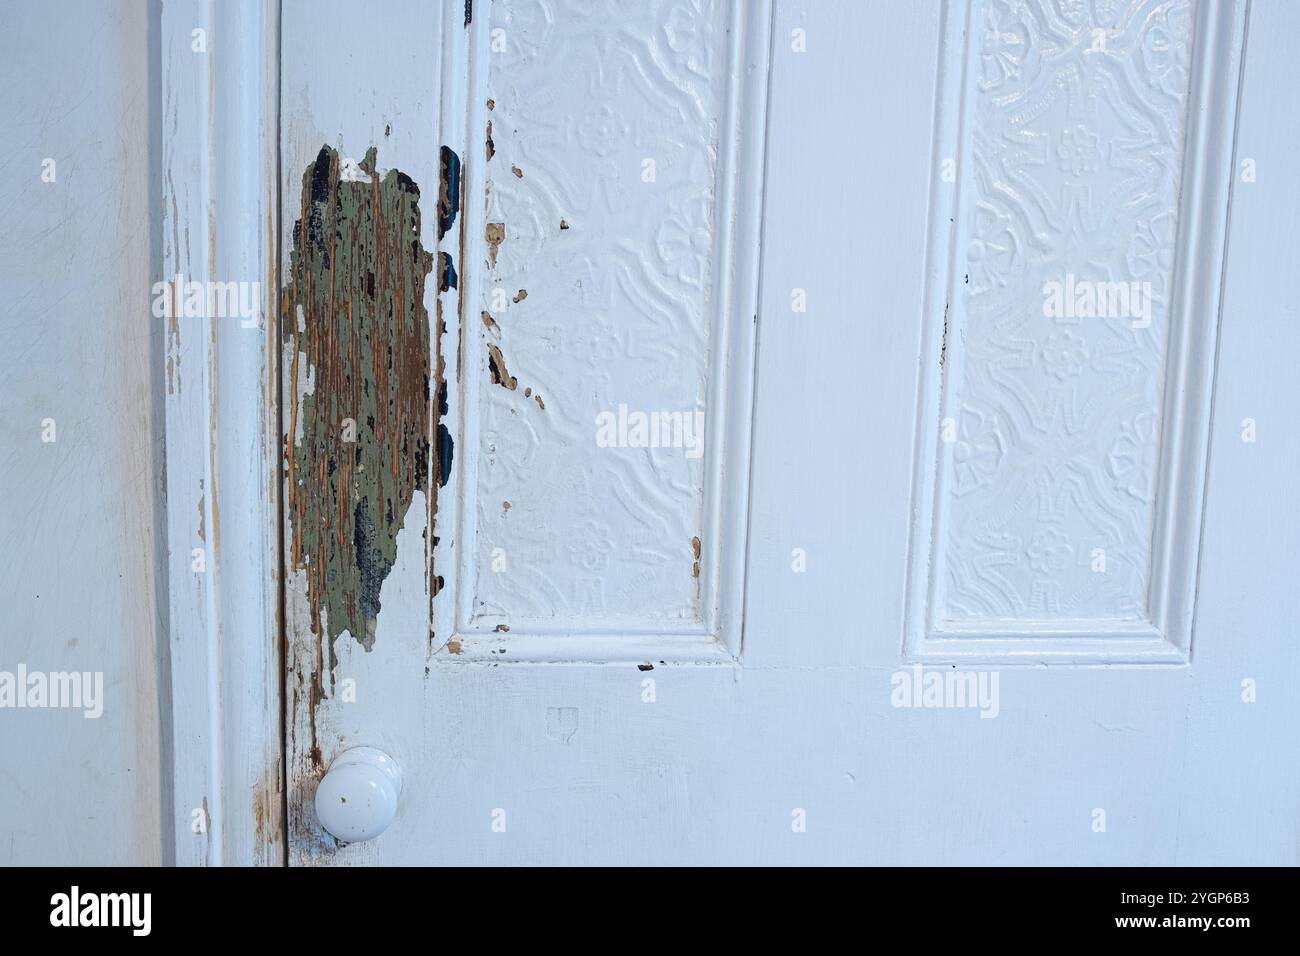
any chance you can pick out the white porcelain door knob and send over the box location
[314,746,403,843]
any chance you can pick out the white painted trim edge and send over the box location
[160,0,283,865]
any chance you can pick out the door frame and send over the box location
[159,0,283,866]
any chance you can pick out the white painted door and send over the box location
[283,0,1300,865]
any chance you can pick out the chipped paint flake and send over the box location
[485,222,505,266]
[487,343,517,390]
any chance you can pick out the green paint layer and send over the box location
[286,145,434,656]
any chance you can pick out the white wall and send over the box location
[0,0,166,865]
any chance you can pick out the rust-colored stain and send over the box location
[196,479,206,542]
[485,222,505,266]
[692,536,701,578]
[487,343,517,390]
[284,145,445,659]
[165,187,183,395]
[252,761,283,855]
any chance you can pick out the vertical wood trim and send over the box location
[160,0,283,866]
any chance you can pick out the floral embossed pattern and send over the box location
[939,0,1194,624]
[473,0,725,627]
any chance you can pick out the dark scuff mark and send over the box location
[464,0,472,27]
[430,147,462,611]
[487,98,495,111]
[437,146,461,241]
[285,145,437,660]
[559,219,569,230]
[691,536,701,578]
[487,343,517,390]
[939,301,949,368]
[638,663,654,672]
[486,120,495,162]
[494,623,510,633]
[439,252,458,292]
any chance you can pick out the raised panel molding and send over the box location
[905,0,1246,664]
[434,0,772,661]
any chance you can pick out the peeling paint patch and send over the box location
[692,536,701,578]
[438,252,458,292]
[285,145,438,657]
[487,343,517,390]
[429,147,461,608]
[480,310,498,332]
[486,222,505,266]
[511,164,523,179]
[486,120,495,162]
[512,289,527,303]
[252,761,283,852]
[437,146,461,242]
[196,479,206,542]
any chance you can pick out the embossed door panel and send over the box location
[450,0,765,658]
[905,0,1241,662]
[285,0,1300,865]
